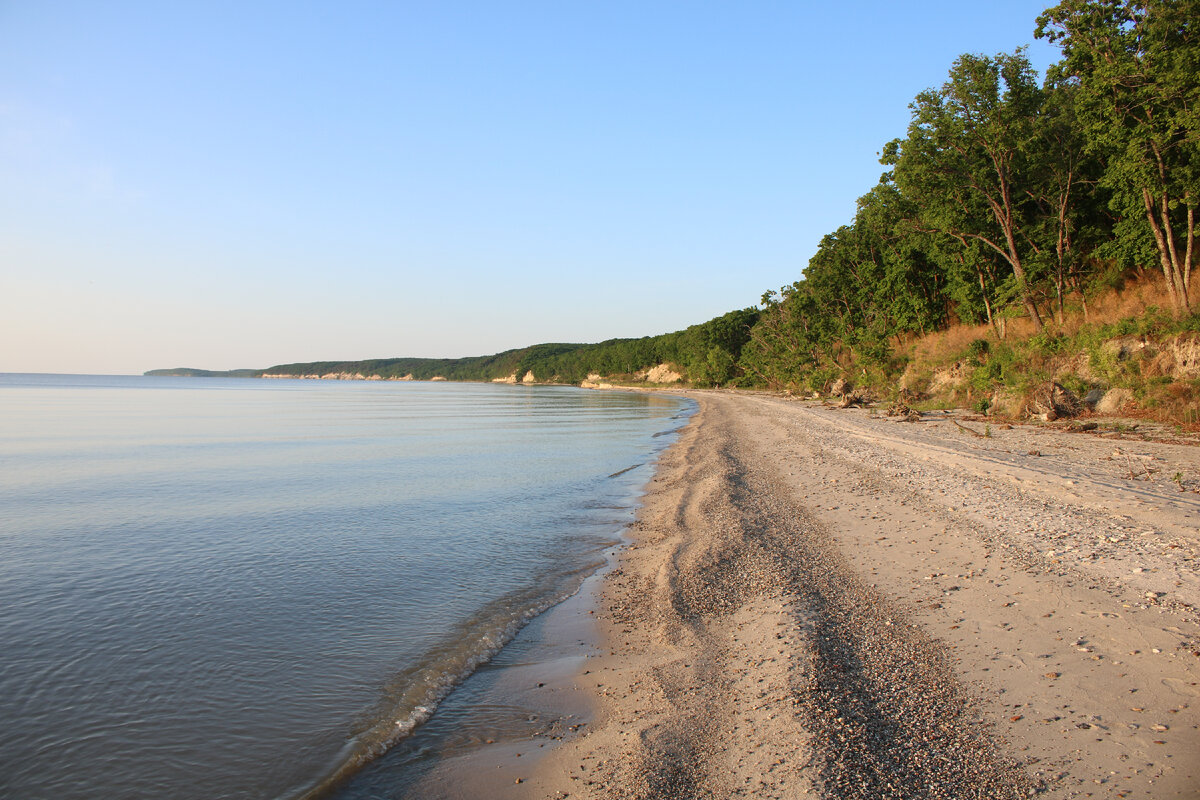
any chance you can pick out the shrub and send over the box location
[1029,331,1068,357]
[966,338,990,365]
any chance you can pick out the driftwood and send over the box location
[839,390,874,409]
[1030,381,1082,421]
[885,402,922,422]
[953,419,986,438]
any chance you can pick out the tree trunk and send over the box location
[1185,202,1194,307]
[1143,188,1190,314]
[977,268,1000,339]
[1055,188,1072,325]
[1003,230,1043,329]
[991,178,1044,330]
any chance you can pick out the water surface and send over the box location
[0,375,690,799]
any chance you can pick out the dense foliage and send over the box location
[741,0,1196,392]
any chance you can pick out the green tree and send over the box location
[886,50,1048,330]
[1026,76,1108,322]
[1038,0,1199,313]
[741,284,825,389]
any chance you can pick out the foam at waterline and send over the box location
[285,560,604,800]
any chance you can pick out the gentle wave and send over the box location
[288,563,600,800]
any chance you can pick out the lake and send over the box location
[0,374,691,799]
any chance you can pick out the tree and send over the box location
[1025,76,1107,322]
[1038,0,1200,313]
[854,181,948,339]
[886,50,1048,330]
[740,284,825,389]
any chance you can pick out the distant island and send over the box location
[146,368,263,378]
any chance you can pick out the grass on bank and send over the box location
[874,274,1200,428]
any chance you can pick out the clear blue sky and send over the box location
[1,1,1062,374]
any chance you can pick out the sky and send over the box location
[1,1,1064,374]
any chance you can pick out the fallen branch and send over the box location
[953,420,986,438]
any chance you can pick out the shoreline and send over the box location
[334,557,609,798]
[326,395,697,800]
[426,391,1197,798]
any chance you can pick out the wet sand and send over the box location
[417,392,1200,798]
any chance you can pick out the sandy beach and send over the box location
[402,391,1200,799]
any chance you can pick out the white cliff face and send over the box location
[522,371,536,384]
[645,364,682,383]
[581,372,614,388]
[259,372,372,381]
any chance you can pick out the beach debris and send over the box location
[885,402,921,422]
[1030,381,1082,421]
[953,419,987,438]
[839,391,869,409]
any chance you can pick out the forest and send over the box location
[152,0,1198,420]
[735,0,1198,397]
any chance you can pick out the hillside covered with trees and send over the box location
[152,0,1198,422]
[738,0,1196,397]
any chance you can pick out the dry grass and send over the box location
[1067,272,1183,329]
[1119,397,1200,432]
[910,321,991,365]
[909,270,1198,366]
[911,317,1042,365]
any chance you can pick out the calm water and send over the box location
[0,374,691,799]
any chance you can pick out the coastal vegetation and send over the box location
[150,0,1198,423]
[738,0,1199,418]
